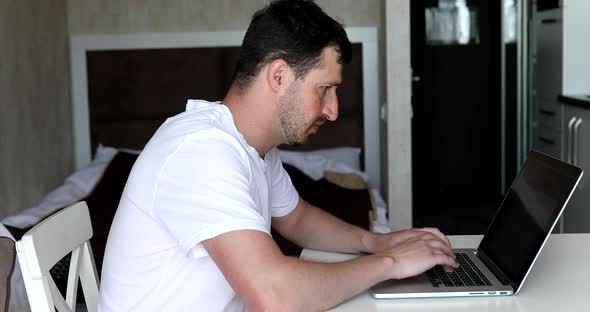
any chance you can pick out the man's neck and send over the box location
[222,85,282,157]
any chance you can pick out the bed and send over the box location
[1,28,387,311]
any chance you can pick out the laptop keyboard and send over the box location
[426,253,492,287]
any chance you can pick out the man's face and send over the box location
[277,47,343,145]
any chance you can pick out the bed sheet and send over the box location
[2,145,390,232]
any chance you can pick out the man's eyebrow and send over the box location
[324,80,342,86]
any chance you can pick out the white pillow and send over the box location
[278,147,365,181]
[279,147,361,171]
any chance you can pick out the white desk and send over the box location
[300,234,590,312]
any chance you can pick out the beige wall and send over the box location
[0,1,72,218]
[67,0,382,34]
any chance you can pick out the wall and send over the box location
[67,0,382,34]
[0,1,72,218]
[563,0,590,94]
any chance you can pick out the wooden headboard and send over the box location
[86,44,363,154]
[70,29,381,189]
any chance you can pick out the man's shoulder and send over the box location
[145,125,246,164]
[147,104,240,151]
[162,102,234,136]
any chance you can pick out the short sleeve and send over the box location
[152,129,269,255]
[266,148,299,217]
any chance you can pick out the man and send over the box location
[98,0,458,311]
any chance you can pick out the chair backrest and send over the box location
[0,237,16,312]
[15,201,99,312]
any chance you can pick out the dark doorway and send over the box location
[410,0,505,234]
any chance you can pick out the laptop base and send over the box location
[371,249,514,299]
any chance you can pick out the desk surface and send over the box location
[300,234,590,312]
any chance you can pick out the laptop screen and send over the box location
[478,151,582,290]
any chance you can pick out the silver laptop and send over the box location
[371,150,583,299]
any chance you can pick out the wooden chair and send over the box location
[0,237,16,312]
[15,201,99,312]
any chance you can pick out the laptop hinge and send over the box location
[476,250,516,289]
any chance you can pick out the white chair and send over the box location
[15,201,99,312]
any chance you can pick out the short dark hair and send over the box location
[232,0,352,91]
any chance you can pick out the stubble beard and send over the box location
[277,81,312,145]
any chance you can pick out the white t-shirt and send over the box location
[98,100,299,311]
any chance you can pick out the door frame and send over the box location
[386,0,413,229]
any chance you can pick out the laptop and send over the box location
[371,150,583,299]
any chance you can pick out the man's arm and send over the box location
[272,197,454,255]
[203,228,457,312]
[271,197,375,253]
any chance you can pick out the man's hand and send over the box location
[364,227,453,253]
[362,228,458,278]
[376,232,459,280]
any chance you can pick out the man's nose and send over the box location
[322,91,338,121]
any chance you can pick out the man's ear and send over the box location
[266,59,292,93]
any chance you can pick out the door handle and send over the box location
[561,116,580,233]
[567,117,577,164]
[573,117,583,166]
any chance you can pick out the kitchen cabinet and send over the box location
[561,97,590,233]
[531,8,563,160]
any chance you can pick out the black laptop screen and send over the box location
[478,151,582,289]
